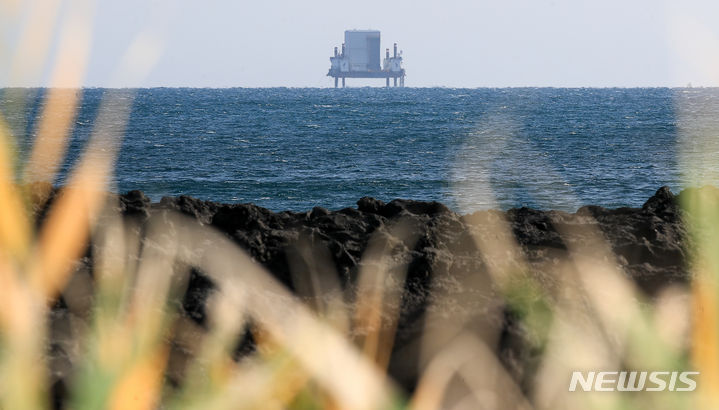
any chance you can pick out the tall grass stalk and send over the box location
[0,2,712,409]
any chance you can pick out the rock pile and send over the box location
[46,186,692,397]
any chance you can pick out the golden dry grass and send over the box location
[0,2,714,409]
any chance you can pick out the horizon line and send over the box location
[0,85,715,90]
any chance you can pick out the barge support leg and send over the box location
[342,78,345,88]
[394,77,398,87]
[386,77,389,87]
[334,77,338,88]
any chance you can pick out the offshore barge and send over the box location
[328,30,405,88]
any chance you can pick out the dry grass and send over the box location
[0,2,713,409]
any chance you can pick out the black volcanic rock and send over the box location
[119,189,151,217]
[357,196,385,214]
[642,185,678,218]
[159,195,218,224]
[45,186,696,398]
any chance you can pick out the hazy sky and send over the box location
[4,0,719,87]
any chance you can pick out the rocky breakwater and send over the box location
[49,186,693,397]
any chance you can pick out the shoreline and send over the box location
[43,185,694,394]
[125,185,689,293]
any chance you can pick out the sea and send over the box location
[3,87,719,213]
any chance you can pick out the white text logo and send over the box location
[568,371,699,392]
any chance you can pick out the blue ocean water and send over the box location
[2,87,718,212]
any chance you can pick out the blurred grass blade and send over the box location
[24,0,94,187]
[107,346,169,410]
[287,233,350,334]
[692,271,719,408]
[7,0,61,85]
[412,332,531,410]
[29,90,132,299]
[167,212,398,409]
[681,189,719,408]
[354,218,417,371]
[0,116,30,259]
